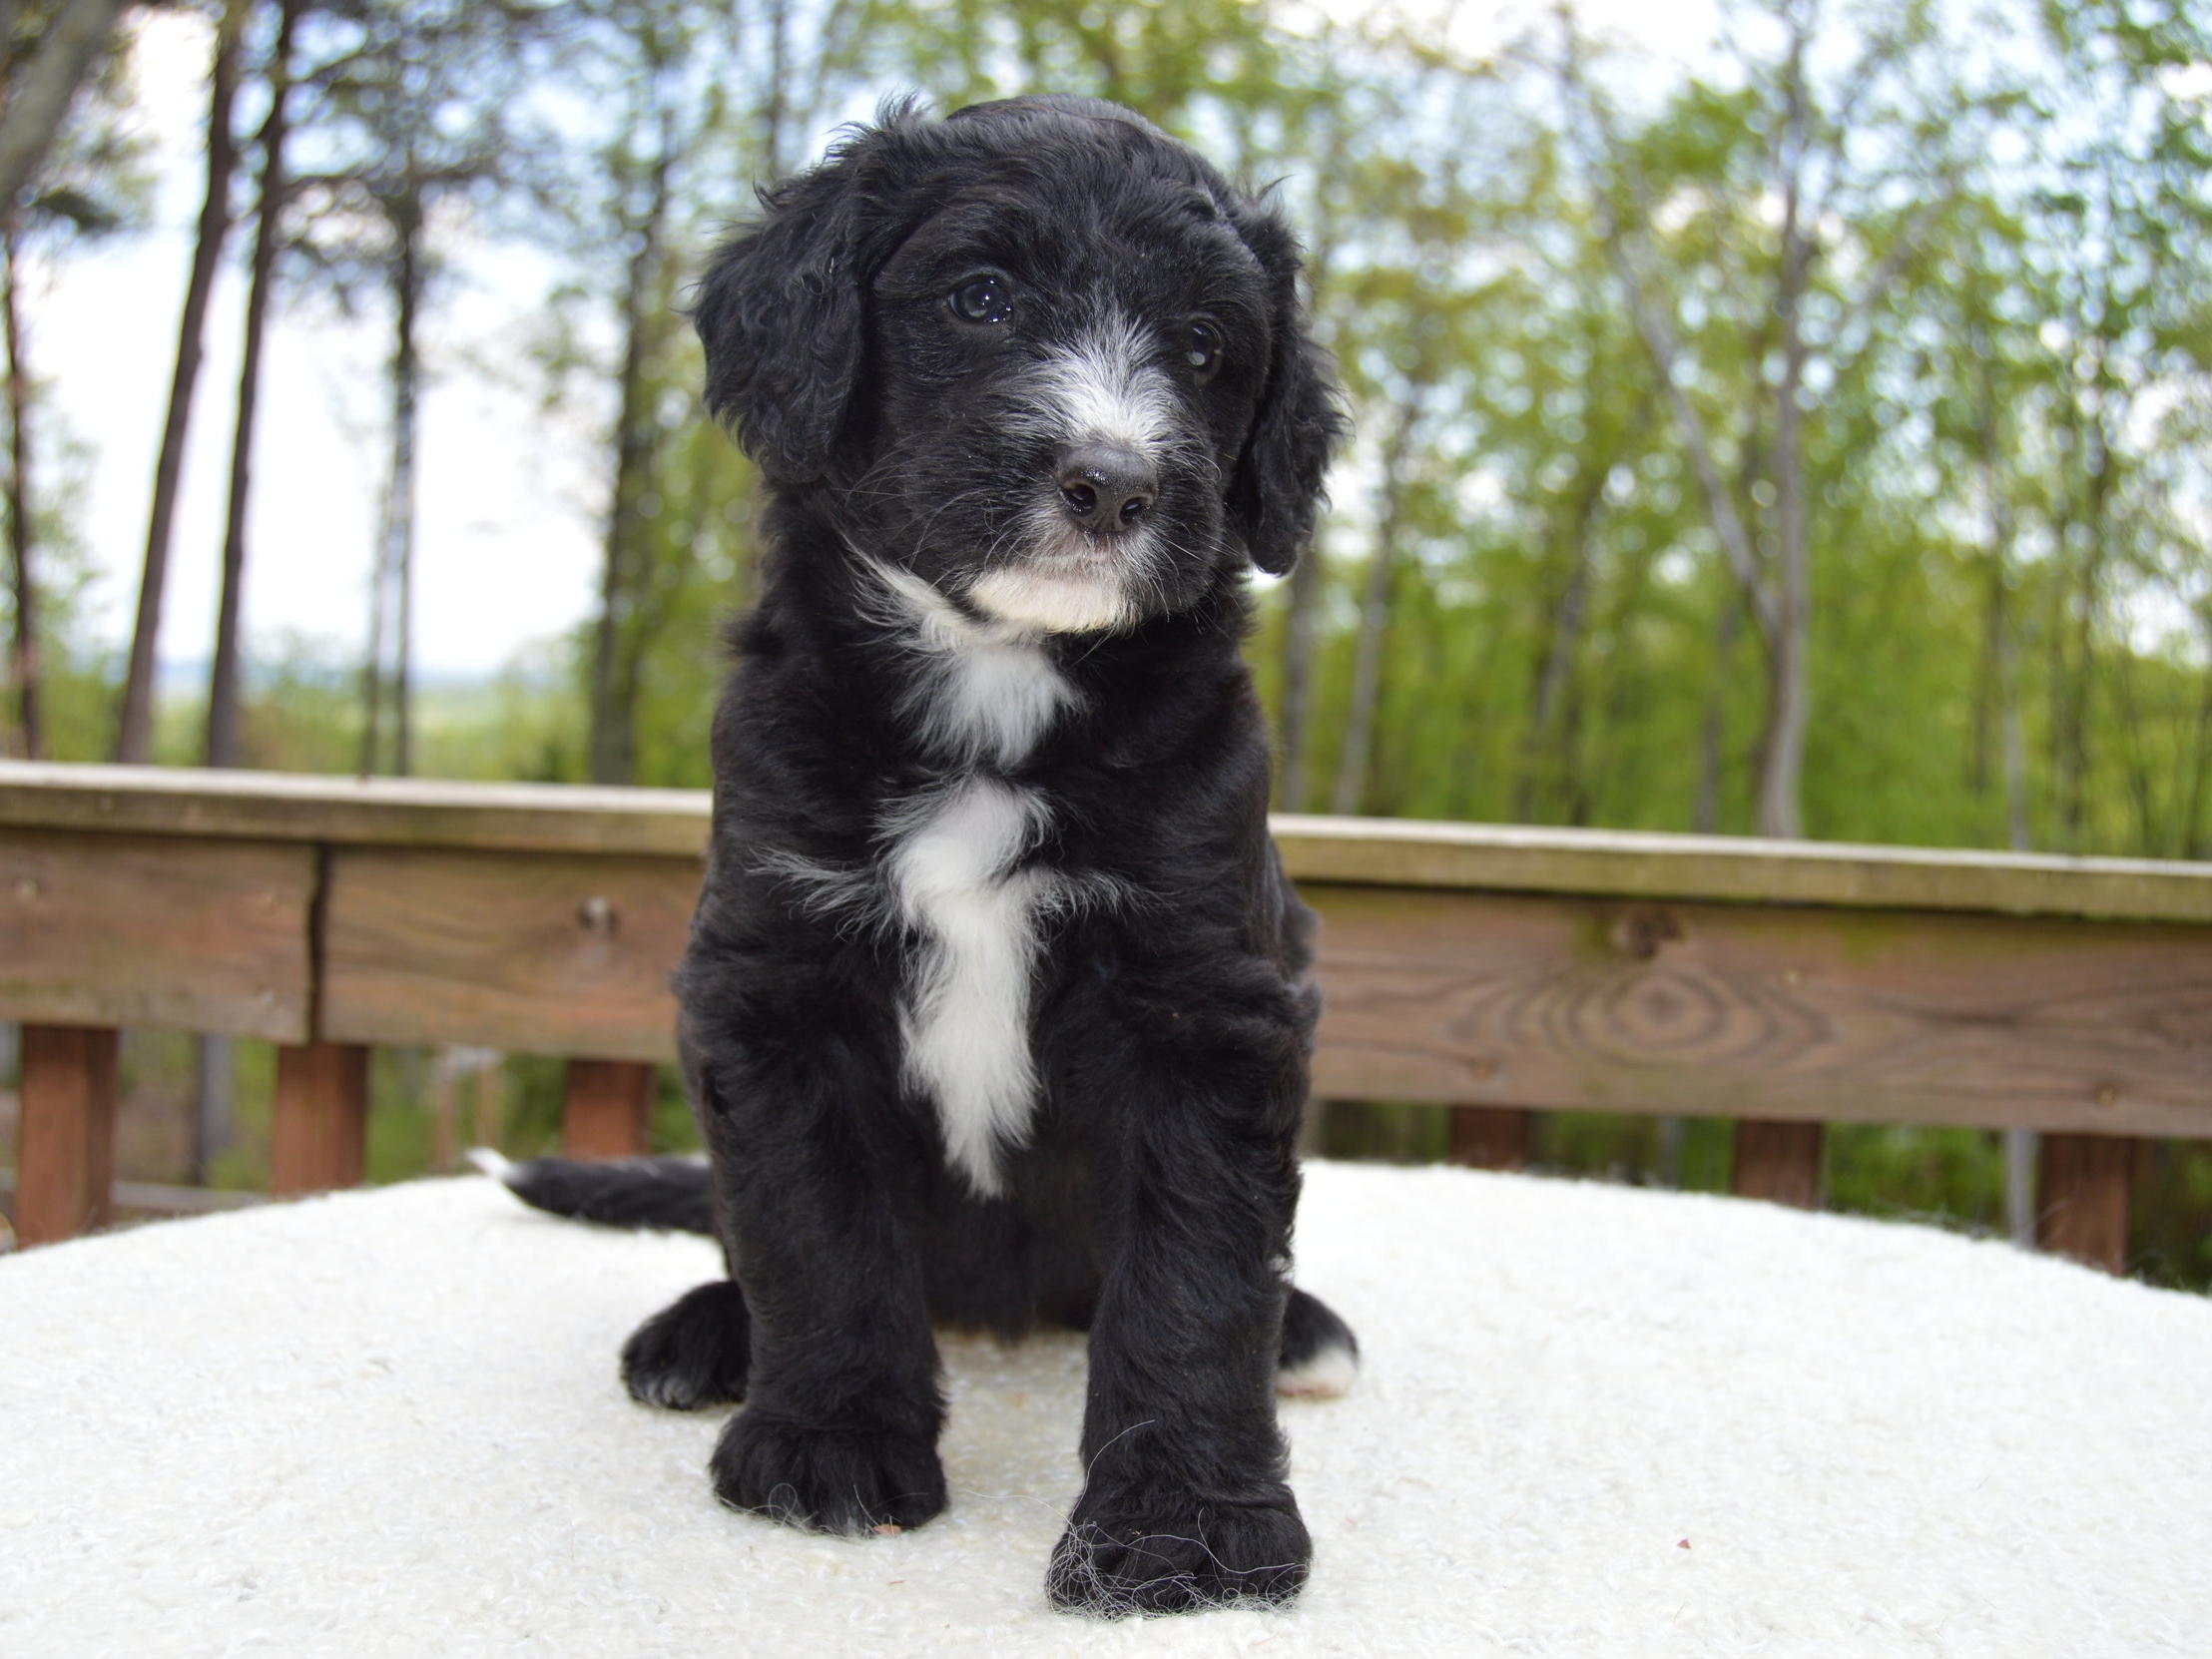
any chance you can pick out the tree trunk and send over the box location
[116,0,248,764]
[764,0,791,178]
[1331,392,1420,818]
[1274,539,1324,812]
[390,206,419,777]
[0,0,126,210]
[357,495,387,773]
[1977,378,2030,857]
[3,219,38,759]
[358,198,421,777]
[1512,447,1610,824]
[2051,375,2110,855]
[1695,593,1740,833]
[205,0,300,770]
[1756,23,1813,843]
[588,138,674,787]
[1974,335,2038,1247]
[2183,640,2212,860]
[1597,190,1786,832]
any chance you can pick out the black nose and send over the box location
[1057,444,1157,533]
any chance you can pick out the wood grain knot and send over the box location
[1614,905,1682,961]
[14,876,39,901]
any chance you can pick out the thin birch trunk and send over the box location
[116,0,247,763]
[1275,542,1324,811]
[1695,593,1740,832]
[2183,641,2212,859]
[1275,106,1345,813]
[588,133,674,787]
[1331,392,1420,817]
[1757,20,1813,842]
[1512,431,1614,824]
[1974,334,2038,1245]
[358,501,386,774]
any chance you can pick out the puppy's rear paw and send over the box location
[621,1281,752,1409]
[712,1409,947,1534]
[1047,1483,1311,1617]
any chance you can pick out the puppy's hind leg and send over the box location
[1275,1286,1359,1400]
[622,1280,753,1409]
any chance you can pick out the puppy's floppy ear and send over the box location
[1225,209,1347,576]
[693,147,873,483]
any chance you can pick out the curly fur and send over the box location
[500,95,1354,1617]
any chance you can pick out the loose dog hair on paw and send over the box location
[499,94,1355,1616]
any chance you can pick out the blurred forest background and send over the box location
[3,0,2210,1284]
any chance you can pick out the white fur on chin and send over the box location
[967,561,1134,634]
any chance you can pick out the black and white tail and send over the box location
[468,1149,716,1234]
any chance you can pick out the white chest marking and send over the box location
[887,777,1053,1195]
[859,553,1079,1193]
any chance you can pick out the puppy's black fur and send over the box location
[500,96,1353,1616]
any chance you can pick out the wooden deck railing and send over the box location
[6,760,2210,1270]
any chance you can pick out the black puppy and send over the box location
[498,95,1355,1616]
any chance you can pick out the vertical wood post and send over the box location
[562,1059,655,1160]
[1733,1118,1823,1209]
[1446,1105,1532,1171]
[14,1024,120,1245]
[2035,1133,2133,1274]
[271,1042,370,1196]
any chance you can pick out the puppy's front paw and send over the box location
[1047,1482,1311,1616]
[711,1409,947,1534]
[621,1281,751,1409]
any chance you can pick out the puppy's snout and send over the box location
[1056,444,1157,534]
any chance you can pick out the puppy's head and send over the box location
[694,96,1343,632]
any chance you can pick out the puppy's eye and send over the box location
[1184,319,1224,382]
[949,276,1013,324]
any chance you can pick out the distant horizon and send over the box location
[144,655,561,696]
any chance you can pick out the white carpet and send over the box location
[2,1162,2207,1658]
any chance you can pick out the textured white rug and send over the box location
[3,1161,2207,1657]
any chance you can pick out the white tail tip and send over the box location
[464,1147,515,1182]
[1276,1340,1359,1400]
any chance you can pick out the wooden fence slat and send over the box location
[1304,885,2212,1139]
[321,848,697,1062]
[271,1043,370,1197]
[0,830,314,1040]
[1446,1105,1532,1171]
[14,1024,120,1245]
[2035,1133,2135,1273]
[0,762,714,857]
[563,1059,655,1160]
[1733,1119,1824,1209]
[13,763,2212,925]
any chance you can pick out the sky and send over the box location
[24,0,1719,685]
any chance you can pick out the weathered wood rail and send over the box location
[5,760,2210,1270]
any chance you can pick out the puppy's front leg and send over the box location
[693,1042,947,1536]
[1048,1015,1311,1615]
